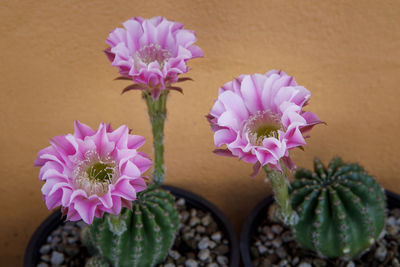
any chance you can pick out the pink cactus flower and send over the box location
[34,121,151,224]
[207,70,323,175]
[106,16,203,99]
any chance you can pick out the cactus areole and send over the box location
[290,157,386,259]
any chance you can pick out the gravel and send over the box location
[251,207,400,266]
[36,196,230,267]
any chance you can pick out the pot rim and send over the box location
[24,184,240,267]
[239,189,400,267]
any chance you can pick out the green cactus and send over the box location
[290,157,386,259]
[83,184,179,267]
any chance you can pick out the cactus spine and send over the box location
[83,184,179,267]
[290,157,386,259]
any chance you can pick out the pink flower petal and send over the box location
[93,123,115,157]
[74,121,95,139]
[250,162,262,177]
[122,19,143,52]
[219,91,249,122]
[120,159,141,178]
[285,126,307,149]
[240,75,264,113]
[218,111,241,131]
[113,178,138,200]
[214,129,236,147]
[74,199,99,224]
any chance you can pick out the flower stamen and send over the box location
[135,44,171,68]
[244,110,283,145]
[74,151,118,196]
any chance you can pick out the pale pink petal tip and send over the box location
[207,70,322,175]
[34,121,151,224]
[106,16,203,99]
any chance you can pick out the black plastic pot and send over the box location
[239,190,400,266]
[25,185,240,267]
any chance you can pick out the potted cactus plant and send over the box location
[205,69,399,265]
[241,157,400,266]
[25,16,239,267]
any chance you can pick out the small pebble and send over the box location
[271,225,283,235]
[375,245,387,262]
[190,209,197,217]
[387,225,399,235]
[281,231,294,242]
[169,250,181,260]
[258,245,267,254]
[67,237,78,244]
[189,217,200,227]
[208,240,217,249]
[216,255,228,265]
[198,249,210,261]
[195,225,206,234]
[275,247,287,259]
[40,255,50,262]
[198,237,210,250]
[36,263,49,267]
[266,230,274,240]
[211,231,222,243]
[51,236,61,246]
[206,222,218,234]
[39,244,51,254]
[183,229,195,240]
[50,251,64,265]
[206,263,218,267]
[201,215,212,226]
[278,259,288,267]
[176,198,186,206]
[180,211,190,222]
[346,261,355,267]
[165,263,176,267]
[298,262,312,267]
[271,237,282,248]
[185,259,198,267]
[63,223,74,231]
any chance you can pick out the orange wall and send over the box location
[1,0,399,265]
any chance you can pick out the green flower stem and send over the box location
[263,165,299,226]
[143,91,168,185]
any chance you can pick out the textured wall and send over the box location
[1,0,399,265]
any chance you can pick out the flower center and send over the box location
[86,162,114,183]
[73,151,118,196]
[244,110,283,145]
[135,44,171,68]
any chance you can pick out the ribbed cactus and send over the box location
[290,157,386,259]
[83,184,179,267]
